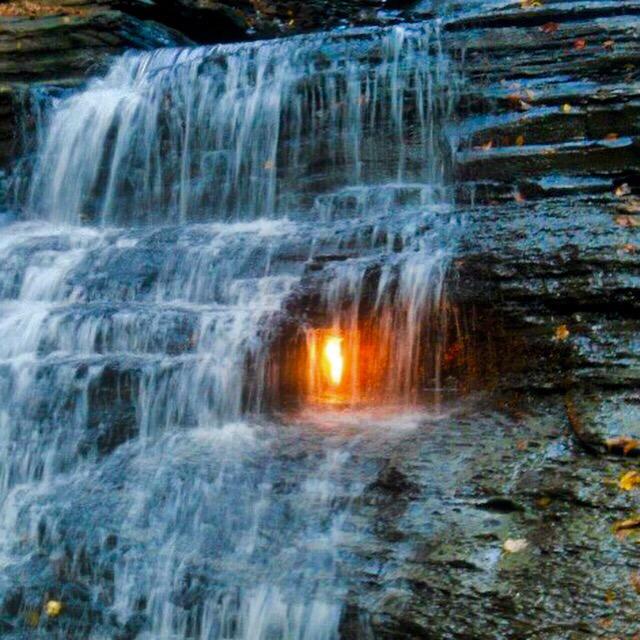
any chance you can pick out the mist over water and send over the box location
[0,21,462,639]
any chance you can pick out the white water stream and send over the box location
[0,22,461,639]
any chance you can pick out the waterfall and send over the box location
[23,25,454,226]
[0,21,460,639]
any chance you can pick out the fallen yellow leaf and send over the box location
[45,600,62,617]
[613,517,640,532]
[619,471,640,491]
[561,103,572,114]
[615,183,631,197]
[25,610,40,627]
[515,135,525,146]
[554,324,570,341]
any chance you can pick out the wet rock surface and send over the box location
[348,398,640,639]
[446,0,639,398]
[339,1,640,636]
[373,4,640,635]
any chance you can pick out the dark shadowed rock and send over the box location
[367,463,420,496]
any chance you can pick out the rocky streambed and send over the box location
[0,1,639,639]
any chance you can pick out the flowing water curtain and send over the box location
[0,20,463,640]
[308,238,455,405]
[22,23,457,226]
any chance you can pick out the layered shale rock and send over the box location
[446,0,640,397]
[345,5,640,635]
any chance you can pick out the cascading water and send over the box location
[0,21,461,639]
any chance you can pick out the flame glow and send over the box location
[323,336,344,386]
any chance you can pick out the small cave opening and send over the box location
[252,294,519,415]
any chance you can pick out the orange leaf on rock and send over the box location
[619,243,638,255]
[599,617,613,629]
[613,517,640,533]
[444,341,464,365]
[554,324,570,341]
[506,94,532,111]
[541,22,558,34]
[574,38,587,50]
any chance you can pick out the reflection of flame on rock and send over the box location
[323,336,344,387]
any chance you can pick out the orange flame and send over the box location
[323,336,344,387]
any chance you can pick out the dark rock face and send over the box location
[448,0,640,396]
[0,8,190,84]
[326,3,639,636]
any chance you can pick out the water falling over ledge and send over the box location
[0,20,469,640]
[19,23,458,226]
